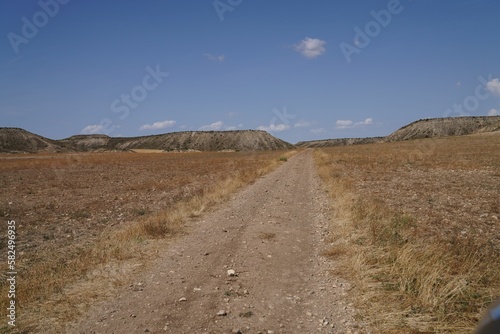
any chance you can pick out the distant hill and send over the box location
[298,116,500,148]
[0,128,65,153]
[58,134,112,151]
[3,116,499,153]
[0,129,293,153]
[385,116,500,142]
[111,130,293,151]
[296,137,384,148]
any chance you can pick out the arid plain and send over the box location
[0,124,499,333]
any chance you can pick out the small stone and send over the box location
[232,329,242,334]
[217,310,227,316]
[179,297,187,302]
[227,269,236,276]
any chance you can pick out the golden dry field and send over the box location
[315,132,500,333]
[0,150,292,332]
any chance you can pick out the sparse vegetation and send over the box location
[279,156,288,162]
[259,232,276,240]
[0,150,295,332]
[315,133,500,333]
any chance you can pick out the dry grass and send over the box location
[0,150,295,333]
[314,133,500,333]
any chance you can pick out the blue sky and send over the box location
[1,0,500,143]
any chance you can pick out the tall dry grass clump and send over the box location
[314,133,500,333]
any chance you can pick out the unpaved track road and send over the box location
[69,150,362,334]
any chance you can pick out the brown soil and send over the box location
[0,150,290,332]
[0,152,278,260]
[67,151,365,334]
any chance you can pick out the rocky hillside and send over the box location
[298,116,500,148]
[58,134,113,151]
[296,137,384,148]
[112,130,293,151]
[385,116,500,142]
[0,128,65,153]
[0,129,293,153]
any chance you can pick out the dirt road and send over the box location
[69,150,362,333]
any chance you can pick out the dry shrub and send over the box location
[259,232,276,240]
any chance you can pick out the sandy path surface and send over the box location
[68,150,362,334]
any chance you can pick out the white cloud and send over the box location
[361,117,373,125]
[257,123,291,132]
[486,78,500,96]
[336,118,374,129]
[81,124,104,134]
[227,112,238,117]
[488,108,499,116]
[204,53,225,62]
[293,37,326,59]
[294,119,312,128]
[225,124,243,130]
[335,120,354,129]
[311,128,326,134]
[139,120,176,131]
[199,121,224,131]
